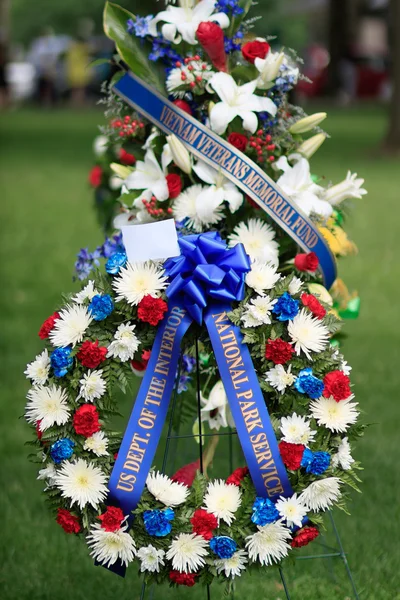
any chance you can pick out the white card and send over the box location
[121,220,180,263]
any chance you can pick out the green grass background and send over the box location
[0,107,399,599]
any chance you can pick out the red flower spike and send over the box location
[196,22,227,72]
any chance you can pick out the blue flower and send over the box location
[272,292,300,321]
[106,251,127,275]
[295,368,324,399]
[177,374,191,394]
[251,497,280,526]
[143,508,175,537]
[215,0,244,16]
[88,294,114,321]
[224,29,244,54]
[101,233,125,259]
[300,447,314,470]
[210,536,237,559]
[50,438,75,463]
[182,355,196,374]
[127,15,153,37]
[50,347,73,377]
[301,449,331,475]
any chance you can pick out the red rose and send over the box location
[119,148,136,166]
[226,466,249,486]
[323,370,351,401]
[241,40,270,64]
[279,440,305,470]
[228,132,248,152]
[169,571,197,587]
[172,459,200,487]
[89,165,103,188]
[56,508,81,534]
[38,311,60,339]
[137,295,168,326]
[294,252,319,273]
[190,508,218,540]
[173,99,192,115]
[265,338,294,365]
[77,340,108,368]
[291,526,319,548]
[98,506,125,532]
[196,22,227,72]
[73,404,101,438]
[166,173,182,199]
[301,293,326,320]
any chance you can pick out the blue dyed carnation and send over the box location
[251,497,280,526]
[301,449,331,475]
[300,447,314,470]
[106,251,127,275]
[272,292,299,321]
[127,15,153,37]
[210,536,237,559]
[143,508,174,537]
[50,346,73,377]
[295,368,324,399]
[51,438,75,463]
[88,294,114,321]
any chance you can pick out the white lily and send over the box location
[200,380,234,431]
[297,133,327,159]
[322,171,367,206]
[193,160,243,213]
[209,72,277,135]
[148,0,229,45]
[124,149,169,202]
[254,51,285,89]
[166,135,192,174]
[289,113,327,134]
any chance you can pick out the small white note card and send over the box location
[121,219,180,263]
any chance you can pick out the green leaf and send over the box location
[89,58,111,68]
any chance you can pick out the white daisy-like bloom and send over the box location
[310,396,358,433]
[245,261,281,295]
[78,369,106,402]
[332,437,355,471]
[113,262,168,306]
[229,219,279,263]
[246,521,292,566]
[241,295,277,328]
[84,431,109,457]
[146,471,189,507]
[54,458,108,510]
[200,380,234,430]
[25,384,70,431]
[166,533,208,573]
[173,184,225,232]
[24,349,50,386]
[275,494,308,528]
[288,308,330,359]
[265,364,295,394]
[193,160,243,214]
[214,549,248,579]
[280,413,316,445]
[72,280,98,304]
[93,135,108,156]
[107,322,140,362]
[87,522,136,567]
[203,480,241,525]
[137,545,166,573]
[288,276,303,295]
[300,477,342,511]
[37,463,58,487]
[49,304,93,348]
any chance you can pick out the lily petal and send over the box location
[210,102,235,134]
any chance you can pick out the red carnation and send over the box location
[73,404,101,438]
[279,441,305,470]
[291,526,319,548]
[169,571,197,587]
[265,338,294,365]
[301,293,326,320]
[196,22,227,72]
[323,370,351,401]
[38,311,60,339]
[89,165,103,188]
[226,466,249,486]
[77,340,108,368]
[173,99,192,115]
[131,349,151,373]
[166,173,182,199]
[56,508,81,534]
[242,40,270,64]
[228,132,248,152]
[190,508,218,540]
[294,252,319,273]
[35,421,43,441]
[172,459,200,487]
[119,148,136,166]
[98,506,125,532]
[137,295,168,326]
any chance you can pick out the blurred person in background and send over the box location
[65,35,91,107]
[28,27,62,107]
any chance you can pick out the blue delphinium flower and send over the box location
[182,355,196,374]
[295,367,325,399]
[273,292,299,321]
[51,438,75,463]
[106,251,127,275]
[88,294,114,321]
[177,374,191,394]
[224,29,244,54]
[149,37,182,66]
[215,0,244,16]
[301,449,331,475]
[143,508,175,537]
[127,15,153,37]
[50,347,73,377]
[251,497,280,526]
[101,233,125,259]
[210,536,237,559]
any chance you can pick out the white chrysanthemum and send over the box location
[137,545,166,573]
[310,396,358,433]
[288,308,330,359]
[25,384,70,431]
[73,280,98,304]
[84,431,109,457]
[265,364,295,394]
[107,322,140,362]
[203,480,241,525]
[78,369,106,402]
[54,458,108,509]
[166,533,208,573]
[146,471,189,507]
[300,477,342,511]
[332,437,354,471]
[113,262,168,306]
[49,304,93,347]
[87,522,136,567]
[214,549,248,579]
[275,494,308,528]
[280,413,316,445]
[241,295,277,328]
[288,276,303,295]
[245,261,280,294]
[246,522,291,566]
[24,349,50,386]
[37,463,58,487]
[229,219,279,263]
[173,184,224,232]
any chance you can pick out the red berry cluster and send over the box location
[111,115,145,138]
[142,195,173,218]
[175,55,208,89]
[249,129,276,164]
